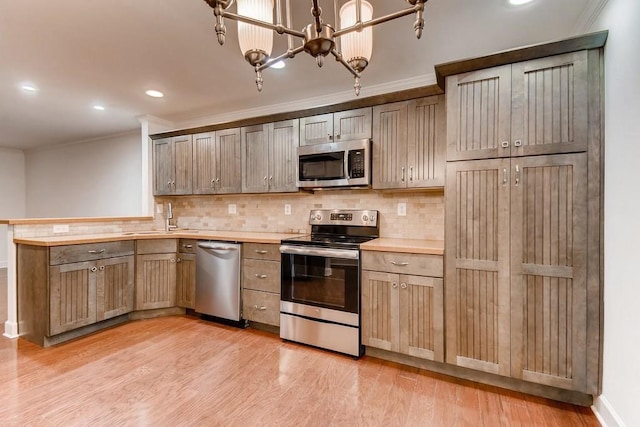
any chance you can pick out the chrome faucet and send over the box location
[165,202,177,232]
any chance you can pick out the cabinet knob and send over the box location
[170,258,176,263]
[392,282,398,289]
[514,139,522,147]
[99,265,105,271]
[90,266,98,273]
[176,258,182,263]
[400,282,407,289]
[501,141,510,148]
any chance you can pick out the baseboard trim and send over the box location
[593,395,627,427]
[3,320,19,339]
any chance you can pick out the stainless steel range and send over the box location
[280,209,379,357]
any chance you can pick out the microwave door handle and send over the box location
[344,152,350,180]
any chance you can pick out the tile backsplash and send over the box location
[156,189,444,240]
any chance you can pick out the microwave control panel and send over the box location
[348,149,366,178]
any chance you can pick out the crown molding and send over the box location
[574,0,609,34]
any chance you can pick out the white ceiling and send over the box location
[0,0,594,150]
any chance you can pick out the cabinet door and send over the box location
[172,135,193,195]
[511,52,589,157]
[510,153,588,391]
[446,65,512,161]
[399,274,444,362]
[445,159,511,376]
[96,255,134,321]
[269,119,299,193]
[407,96,446,188]
[135,253,177,310]
[153,138,174,195]
[217,128,242,193]
[241,124,270,193]
[176,253,196,309]
[372,101,408,189]
[50,261,97,335]
[192,132,217,194]
[361,271,399,352]
[299,113,333,146]
[334,107,372,141]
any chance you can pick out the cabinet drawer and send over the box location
[178,239,197,254]
[50,241,134,265]
[361,251,443,277]
[136,239,177,255]
[242,259,280,293]
[243,289,280,326]
[243,243,280,261]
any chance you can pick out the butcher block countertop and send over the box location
[360,238,444,255]
[0,216,154,225]
[13,230,305,247]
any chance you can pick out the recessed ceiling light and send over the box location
[509,0,534,5]
[145,90,164,98]
[270,60,286,69]
[20,83,39,93]
[93,105,105,111]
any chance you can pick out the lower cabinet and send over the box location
[361,251,444,362]
[135,239,177,310]
[176,240,196,309]
[241,243,281,327]
[96,255,135,322]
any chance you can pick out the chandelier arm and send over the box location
[256,45,305,72]
[330,49,360,78]
[221,10,306,39]
[333,5,419,38]
[285,0,294,51]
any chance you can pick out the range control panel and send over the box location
[309,209,378,227]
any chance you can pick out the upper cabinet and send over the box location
[192,129,242,195]
[153,135,193,195]
[300,107,372,146]
[446,51,589,161]
[242,119,299,193]
[373,95,445,189]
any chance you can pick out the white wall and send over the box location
[591,0,640,426]
[25,131,142,218]
[0,148,26,267]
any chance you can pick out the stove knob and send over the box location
[362,214,369,222]
[369,215,376,222]
[315,214,322,221]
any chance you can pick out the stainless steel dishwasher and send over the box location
[195,241,242,323]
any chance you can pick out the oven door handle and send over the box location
[279,245,359,260]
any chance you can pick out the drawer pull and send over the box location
[183,244,193,249]
[254,305,267,311]
[390,261,409,266]
[88,249,105,254]
[255,274,267,279]
[255,250,268,254]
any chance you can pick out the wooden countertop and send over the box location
[13,230,305,247]
[361,238,444,255]
[1,216,154,225]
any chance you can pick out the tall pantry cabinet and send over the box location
[442,41,604,395]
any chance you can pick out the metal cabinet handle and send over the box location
[255,274,267,279]
[515,165,520,186]
[183,244,193,249]
[269,176,273,183]
[390,261,409,266]
[90,266,98,272]
[410,167,413,181]
[328,134,333,140]
[99,265,105,271]
[514,139,522,147]
[501,141,510,148]
[400,283,407,289]
[255,250,268,254]
[401,167,405,182]
[392,282,398,289]
[503,168,508,186]
[335,133,341,139]
[211,178,215,187]
[88,249,105,254]
[263,176,268,186]
[254,305,267,311]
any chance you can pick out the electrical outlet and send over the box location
[397,203,407,217]
[284,204,291,215]
[156,204,163,214]
[228,203,237,214]
[53,224,69,233]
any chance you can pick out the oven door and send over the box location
[280,245,359,316]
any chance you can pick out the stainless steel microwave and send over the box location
[296,139,371,189]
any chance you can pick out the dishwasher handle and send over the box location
[197,242,239,251]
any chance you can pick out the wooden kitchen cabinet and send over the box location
[446,51,589,162]
[299,107,372,146]
[153,135,193,195]
[176,239,196,309]
[192,129,242,194]
[361,251,444,362]
[241,243,281,327]
[372,96,445,189]
[242,119,299,193]
[135,239,177,310]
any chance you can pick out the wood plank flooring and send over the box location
[0,267,7,324]
[0,313,598,426]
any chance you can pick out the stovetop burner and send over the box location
[281,234,377,249]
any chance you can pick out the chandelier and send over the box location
[202,0,427,95]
